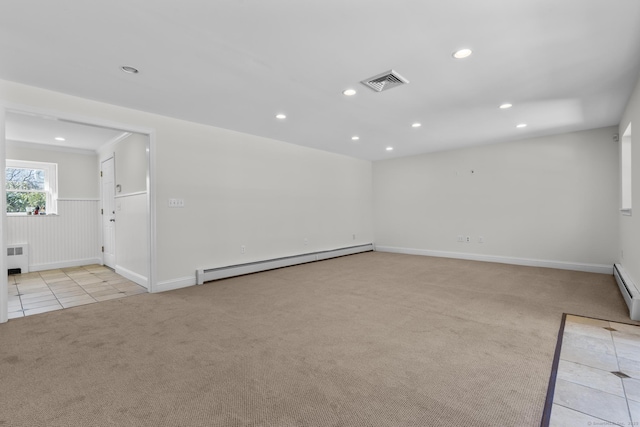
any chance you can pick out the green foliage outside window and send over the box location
[6,192,47,213]
[5,167,47,213]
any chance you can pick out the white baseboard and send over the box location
[196,244,374,284]
[374,246,614,275]
[154,276,196,293]
[29,258,103,272]
[115,265,149,289]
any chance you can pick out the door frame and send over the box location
[100,156,117,269]
[0,102,157,323]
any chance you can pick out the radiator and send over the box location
[7,244,29,274]
[614,263,640,321]
[196,244,374,285]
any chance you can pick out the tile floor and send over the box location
[549,314,640,427]
[7,265,147,319]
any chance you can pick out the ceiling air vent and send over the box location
[361,69,409,92]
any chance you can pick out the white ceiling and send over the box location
[1,0,640,161]
[5,112,128,151]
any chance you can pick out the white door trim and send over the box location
[0,103,158,323]
[101,156,116,269]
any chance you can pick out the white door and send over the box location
[101,157,116,268]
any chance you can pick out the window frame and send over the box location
[621,123,632,216]
[5,159,58,215]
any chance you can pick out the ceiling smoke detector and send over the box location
[361,69,409,92]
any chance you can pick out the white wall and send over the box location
[106,132,150,287]
[155,121,373,289]
[115,193,148,286]
[619,71,640,286]
[373,126,619,272]
[6,141,98,199]
[7,200,101,271]
[114,133,147,195]
[0,79,374,290]
[5,141,101,271]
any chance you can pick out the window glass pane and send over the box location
[5,167,45,191]
[6,191,47,213]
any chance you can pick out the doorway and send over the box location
[1,106,156,323]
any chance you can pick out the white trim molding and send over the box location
[374,246,614,275]
[155,276,197,293]
[29,257,103,272]
[115,265,149,289]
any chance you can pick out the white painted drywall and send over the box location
[114,133,147,195]
[0,80,374,288]
[115,193,148,287]
[5,141,98,199]
[619,71,640,288]
[373,126,619,269]
[7,200,101,270]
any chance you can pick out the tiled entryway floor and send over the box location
[8,265,147,319]
[549,314,640,426]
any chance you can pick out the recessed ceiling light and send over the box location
[343,89,356,96]
[54,137,65,141]
[411,123,422,128]
[452,48,472,59]
[386,147,394,151]
[276,114,287,119]
[516,123,527,128]
[351,136,360,141]
[499,103,513,109]
[121,66,139,74]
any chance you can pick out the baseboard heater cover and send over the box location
[7,244,29,274]
[614,263,640,321]
[196,244,374,285]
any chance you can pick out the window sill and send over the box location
[621,208,632,216]
[7,213,57,217]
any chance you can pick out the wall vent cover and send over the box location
[361,69,409,92]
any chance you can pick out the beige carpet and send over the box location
[0,252,635,426]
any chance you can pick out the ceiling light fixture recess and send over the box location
[121,66,139,74]
[411,123,422,128]
[516,123,527,128]
[452,49,472,59]
[276,114,287,119]
[351,136,360,141]
[386,147,394,151]
[54,137,65,141]
[499,103,513,109]
[361,70,409,92]
[343,89,356,96]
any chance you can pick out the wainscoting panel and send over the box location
[7,199,101,271]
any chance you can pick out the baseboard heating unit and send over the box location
[614,263,640,321]
[196,244,374,285]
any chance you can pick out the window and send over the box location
[621,123,632,215]
[5,160,58,215]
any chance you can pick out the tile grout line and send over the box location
[609,323,636,425]
[9,265,146,318]
[552,403,626,426]
[50,268,99,307]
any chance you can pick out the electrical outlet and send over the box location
[457,235,464,243]
[168,198,185,208]
[241,245,246,254]
[478,236,484,243]
[465,236,471,243]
